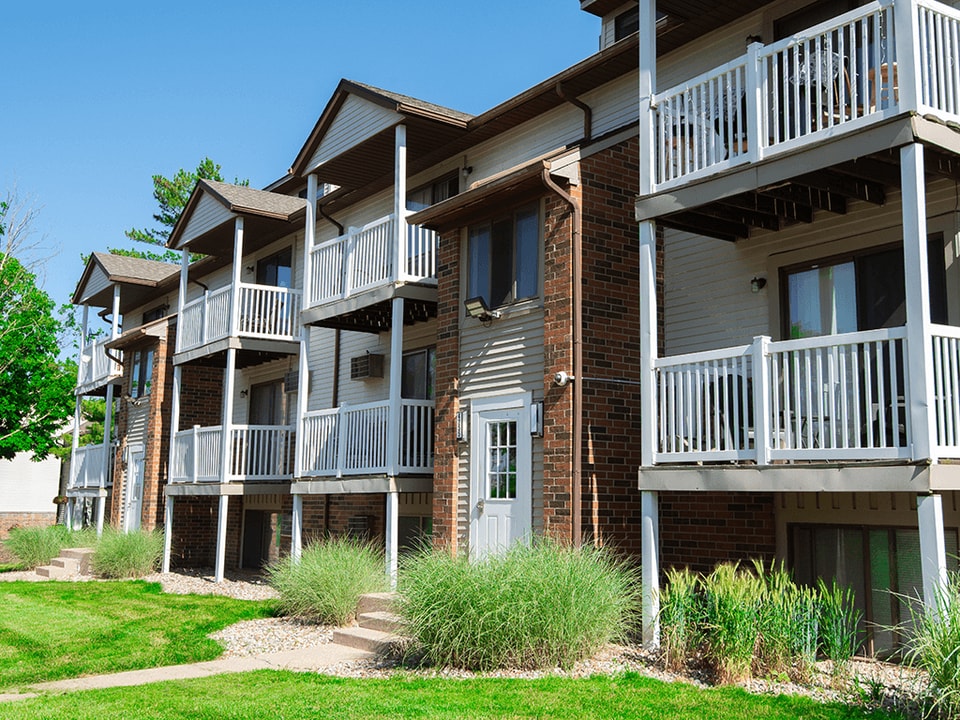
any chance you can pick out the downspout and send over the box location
[541,167,582,547]
[318,203,345,235]
[556,83,592,142]
[319,202,344,410]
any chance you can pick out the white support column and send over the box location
[386,490,399,589]
[291,494,303,562]
[394,124,407,278]
[387,297,404,476]
[919,493,949,616]
[637,0,657,198]
[111,285,121,339]
[744,41,764,164]
[95,496,105,537]
[162,495,173,573]
[70,395,82,462]
[176,249,189,353]
[168,365,182,482]
[221,348,237,483]
[894,0,920,112]
[77,305,89,386]
[103,383,115,476]
[65,499,75,531]
[230,216,244,337]
[901,143,937,461]
[295,177,315,481]
[215,495,229,583]
[303,173,317,306]
[752,336,772,465]
[641,490,660,648]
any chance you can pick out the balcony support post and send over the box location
[641,490,660,648]
[230,216,244,337]
[177,249,189,354]
[95,495,105,538]
[221,348,237,482]
[77,305,89,385]
[752,336,772,465]
[65,498,74,531]
[70,395,82,484]
[745,41,764,163]
[291,494,303,563]
[111,285,121,340]
[162,495,173,573]
[901,143,937,461]
[394,123,407,281]
[295,175,316,481]
[387,298,404,477]
[168,365,182,483]
[386,490,399,589]
[214,495,228,583]
[918,493,948,617]
[894,0,920,112]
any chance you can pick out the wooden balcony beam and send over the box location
[759,184,847,215]
[832,157,903,189]
[659,212,745,243]
[793,171,886,205]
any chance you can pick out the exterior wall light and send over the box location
[464,296,501,321]
[751,276,767,293]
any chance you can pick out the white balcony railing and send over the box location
[69,442,114,490]
[652,0,960,189]
[169,424,294,483]
[299,399,435,477]
[307,213,438,309]
[653,327,917,464]
[177,283,302,353]
[76,338,122,392]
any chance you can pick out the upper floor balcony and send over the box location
[169,424,295,484]
[76,338,123,396]
[175,281,302,356]
[68,442,114,492]
[647,0,960,195]
[303,212,438,325]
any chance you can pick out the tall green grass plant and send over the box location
[266,536,387,625]
[701,563,762,683]
[92,528,164,578]
[817,578,862,679]
[659,566,701,671]
[3,525,96,569]
[399,541,639,670]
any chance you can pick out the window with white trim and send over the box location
[467,204,539,310]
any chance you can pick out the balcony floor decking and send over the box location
[172,336,299,367]
[291,475,433,496]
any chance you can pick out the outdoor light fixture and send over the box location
[750,276,767,293]
[530,401,544,437]
[456,409,469,442]
[239,389,249,398]
[464,296,501,321]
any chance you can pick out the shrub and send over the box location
[817,578,862,678]
[753,560,818,681]
[902,571,960,718]
[3,525,94,569]
[701,563,762,683]
[267,536,387,625]
[399,541,639,671]
[659,566,701,671]
[92,528,164,578]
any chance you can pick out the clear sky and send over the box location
[1,1,600,333]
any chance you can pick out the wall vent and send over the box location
[350,353,384,380]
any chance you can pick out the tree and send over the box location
[0,236,75,459]
[116,157,247,263]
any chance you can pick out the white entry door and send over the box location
[124,449,144,533]
[470,395,532,560]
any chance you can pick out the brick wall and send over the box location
[178,364,226,431]
[300,494,387,545]
[0,512,56,538]
[659,492,777,573]
[169,495,219,568]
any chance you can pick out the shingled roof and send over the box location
[72,252,180,305]
[197,179,308,220]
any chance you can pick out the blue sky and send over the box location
[1,1,599,322]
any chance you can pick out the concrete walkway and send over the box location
[0,643,373,703]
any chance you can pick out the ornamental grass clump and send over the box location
[753,559,819,681]
[3,525,94,569]
[398,541,639,671]
[92,528,164,578]
[659,566,702,671]
[817,578,862,679]
[266,536,387,626]
[902,571,960,718]
[701,562,763,683]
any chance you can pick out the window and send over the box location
[783,236,947,339]
[130,347,154,398]
[142,305,166,324]
[257,248,292,289]
[407,174,459,212]
[402,347,436,400]
[791,524,959,656]
[467,204,539,310]
[613,6,671,43]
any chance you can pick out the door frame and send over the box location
[124,444,145,533]
[468,392,533,560]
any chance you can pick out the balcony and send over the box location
[76,338,122,395]
[650,325,960,466]
[176,282,302,355]
[169,424,295,483]
[650,0,960,192]
[68,442,114,491]
[299,399,434,477]
[306,212,437,312]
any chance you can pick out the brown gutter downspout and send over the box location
[556,82,592,142]
[319,203,345,411]
[541,167,582,548]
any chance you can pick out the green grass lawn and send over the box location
[1,670,907,719]
[0,581,274,690]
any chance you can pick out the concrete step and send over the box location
[332,626,404,655]
[356,592,398,615]
[61,548,95,574]
[35,565,73,579]
[50,557,80,573]
[358,611,404,634]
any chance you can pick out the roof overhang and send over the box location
[72,255,179,310]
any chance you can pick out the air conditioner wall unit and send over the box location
[350,353,384,380]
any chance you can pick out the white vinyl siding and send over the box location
[663,180,960,356]
[233,358,293,426]
[177,193,234,249]
[307,95,400,173]
[76,266,111,305]
[126,404,150,446]
[0,454,61,513]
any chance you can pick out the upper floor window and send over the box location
[402,347,436,400]
[257,248,292,289]
[407,174,459,212]
[613,6,670,43]
[467,204,540,310]
[130,347,154,398]
[142,305,167,324]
